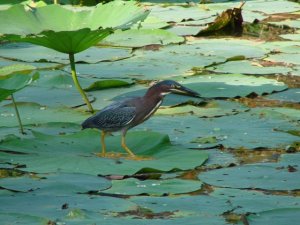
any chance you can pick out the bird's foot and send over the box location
[124,154,153,161]
[94,152,152,160]
[94,152,126,158]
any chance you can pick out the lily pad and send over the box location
[267,89,300,103]
[0,42,133,64]
[68,46,225,80]
[207,60,292,75]
[131,194,230,215]
[0,2,149,53]
[11,84,94,108]
[139,110,300,149]
[84,79,134,92]
[198,153,300,191]
[265,53,300,65]
[247,208,300,225]
[0,72,39,101]
[0,173,111,194]
[185,39,267,59]
[0,192,138,222]
[212,188,300,214]
[114,74,287,100]
[0,130,208,175]
[102,178,202,195]
[0,64,36,76]
[156,100,249,117]
[102,29,184,47]
[0,102,88,127]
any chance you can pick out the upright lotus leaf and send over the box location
[0,65,39,134]
[0,73,39,101]
[0,1,149,112]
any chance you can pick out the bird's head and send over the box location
[150,80,200,97]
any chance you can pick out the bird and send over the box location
[82,80,199,159]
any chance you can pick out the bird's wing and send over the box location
[88,101,136,129]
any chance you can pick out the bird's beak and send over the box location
[170,85,200,97]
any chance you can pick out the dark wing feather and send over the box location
[82,101,136,130]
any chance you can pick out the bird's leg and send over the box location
[121,131,136,158]
[100,130,106,157]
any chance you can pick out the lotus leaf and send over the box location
[0,102,89,127]
[265,53,300,65]
[212,188,300,214]
[139,110,300,149]
[207,60,292,75]
[0,64,36,76]
[0,173,111,193]
[267,89,300,103]
[0,72,39,101]
[114,74,287,100]
[246,208,300,225]
[0,2,149,43]
[102,29,184,47]
[198,153,300,190]
[0,192,139,223]
[84,79,134,92]
[0,130,208,175]
[0,42,132,64]
[280,33,300,41]
[102,178,202,195]
[156,100,248,117]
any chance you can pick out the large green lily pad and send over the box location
[207,60,292,75]
[212,188,300,214]
[128,195,230,224]
[0,130,208,175]
[198,153,300,191]
[0,2,149,53]
[114,74,287,101]
[156,100,249,117]
[0,42,133,64]
[0,192,139,223]
[246,208,300,225]
[0,72,39,101]
[265,53,300,65]
[267,89,300,103]
[68,45,225,80]
[102,29,184,47]
[0,173,111,193]
[0,102,88,127]
[139,110,300,149]
[102,178,202,195]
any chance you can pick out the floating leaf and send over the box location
[212,188,300,214]
[207,60,292,75]
[84,79,134,92]
[0,102,88,127]
[102,178,202,195]
[0,173,111,193]
[0,64,36,77]
[199,153,300,191]
[247,208,300,225]
[0,130,208,175]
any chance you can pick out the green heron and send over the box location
[82,80,199,159]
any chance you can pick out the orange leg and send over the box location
[100,130,106,157]
[121,132,136,157]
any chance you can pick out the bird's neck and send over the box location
[144,87,165,104]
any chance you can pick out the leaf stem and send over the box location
[69,53,94,113]
[53,0,59,4]
[11,94,25,134]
